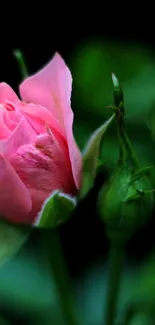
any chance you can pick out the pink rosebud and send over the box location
[0,53,82,224]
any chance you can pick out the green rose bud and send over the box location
[98,74,154,242]
[98,162,154,242]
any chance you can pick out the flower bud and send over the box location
[98,74,154,242]
[98,162,154,242]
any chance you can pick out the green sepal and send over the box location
[35,190,76,228]
[130,166,154,183]
[80,114,114,198]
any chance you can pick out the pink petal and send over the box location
[0,109,12,139]
[3,109,18,131]
[0,83,19,104]
[63,109,82,189]
[20,103,65,138]
[0,155,32,223]
[20,53,82,189]
[4,100,23,124]
[0,117,37,158]
[10,133,75,221]
[0,83,26,130]
[19,53,71,128]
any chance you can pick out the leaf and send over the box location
[80,114,114,198]
[35,190,77,228]
[0,218,29,268]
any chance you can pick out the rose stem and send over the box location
[104,240,125,325]
[42,228,82,325]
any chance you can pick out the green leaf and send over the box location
[35,190,76,228]
[0,218,29,268]
[80,114,114,198]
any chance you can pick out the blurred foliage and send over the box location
[70,41,155,122]
[122,251,155,322]
[0,231,140,325]
[0,230,64,325]
[71,41,155,184]
[0,219,30,268]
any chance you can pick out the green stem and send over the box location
[13,49,29,80]
[112,73,138,168]
[116,111,139,168]
[42,228,82,325]
[104,241,125,325]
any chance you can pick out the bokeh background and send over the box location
[1,12,155,324]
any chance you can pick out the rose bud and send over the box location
[98,74,154,242]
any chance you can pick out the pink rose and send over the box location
[0,53,82,224]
